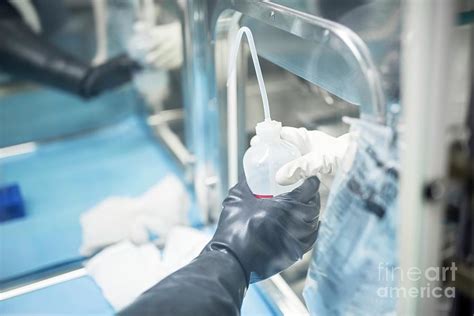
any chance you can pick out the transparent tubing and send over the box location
[224,0,387,124]
[227,27,271,121]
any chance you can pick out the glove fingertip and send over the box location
[276,158,305,186]
[275,165,299,186]
[285,176,320,202]
[303,176,321,191]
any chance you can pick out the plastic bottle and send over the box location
[228,27,301,197]
[243,121,302,197]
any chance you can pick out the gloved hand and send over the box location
[80,54,140,99]
[128,21,183,70]
[253,127,353,185]
[118,177,319,316]
[0,7,140,99]
[203,176,320,282]
[276,127,353,185]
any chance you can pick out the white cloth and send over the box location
[86,227,211,311]
[162,226,212,273]
[80,175,190,256]
[85,241,167,311]
[128,21,183,70]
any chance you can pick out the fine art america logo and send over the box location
[377,262,457,299]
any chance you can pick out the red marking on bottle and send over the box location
[254,194,274,199]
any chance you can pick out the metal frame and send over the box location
[181,0,388,313]
[399,0,457,314]
[0,265,86,302]
[182,0,386,222]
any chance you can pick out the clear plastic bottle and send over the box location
[243,120,302,198]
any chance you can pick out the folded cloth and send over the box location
[162,226,212,273]
[86,227,211,311]
[85,241,167,311]
[80,175,190,256]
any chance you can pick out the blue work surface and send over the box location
[0,87,136,147]
[0,115,276,314]
[0,276,274,315]
[0,117,189,280]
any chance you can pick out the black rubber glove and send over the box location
[0,2,139,99]
[118,249,247,316]
[119,177,320,316]
[204,176,321,282]
[79,55,140,99]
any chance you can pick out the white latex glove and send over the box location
[80,175,190,256]
[128,21,183,70]
[251,127,353,186]
[275,127,353,185]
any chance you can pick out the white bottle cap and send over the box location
[255,120,282,142]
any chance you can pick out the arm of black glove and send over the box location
[118,176,320,316]
[0,2,139,99]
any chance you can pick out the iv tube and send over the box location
[227,27,271,121]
